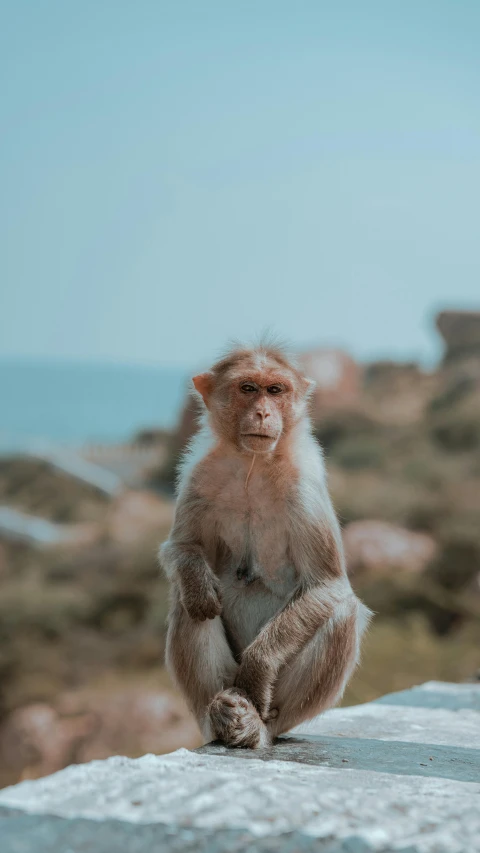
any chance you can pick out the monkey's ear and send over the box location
[301,376,316,398]
[192,372,215,406]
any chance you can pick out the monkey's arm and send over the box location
[235,581,346,718]
[159,489,222,622]
[235,517,349,718]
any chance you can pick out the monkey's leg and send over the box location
[167,589,267,746]
[267,599,370,738]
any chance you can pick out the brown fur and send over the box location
[160,342,371,747]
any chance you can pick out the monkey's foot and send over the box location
[208,688,271,749]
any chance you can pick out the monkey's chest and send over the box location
[205,483,297,652]
[211,488,297,594]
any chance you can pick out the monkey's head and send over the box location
[192,345,313,454]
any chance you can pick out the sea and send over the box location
[0,359,188,451]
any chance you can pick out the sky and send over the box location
[1,1,479,369]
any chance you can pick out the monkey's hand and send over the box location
[234,649,276,721]
[179,569,222,622]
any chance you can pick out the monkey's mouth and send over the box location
[242,433,275,440]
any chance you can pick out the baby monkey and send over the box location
[160,341,371,748]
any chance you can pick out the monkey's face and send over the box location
[234,368,293,454]
[194,354,312,455]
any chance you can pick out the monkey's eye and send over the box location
[240,383,257,393]
[267,385,283,395]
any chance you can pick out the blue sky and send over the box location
[1,1,479,368]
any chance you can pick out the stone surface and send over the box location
[362,360,436,426]
[0,682,479,853]
[0,750,479,852]
[200,735,479,782]
[343,521,437,575]
[374,680,480,711]
[436,310,480,360]
[298,349,362,417]
[292,700,479,749]
[0,808,409,853]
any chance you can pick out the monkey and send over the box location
[159,339,371,749]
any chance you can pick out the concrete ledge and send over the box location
[373,681,480,712]
[0,807,413,853]
[198,734,480,782]
[0,682,478,853]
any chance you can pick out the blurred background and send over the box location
[1,1,479,787]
